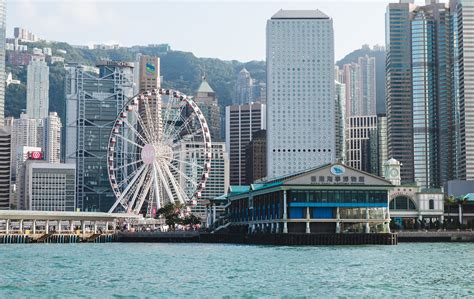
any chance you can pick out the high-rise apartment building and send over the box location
[234,68,254,105]
[0,1,5,127]
[0,127,10,209]
[194,77,221,141]
[345,115,378,174]
[226,102,266,185]
[342,63,360,117]
[65,61,134,211]
[266,10,335,178]
[386,1,416,183]
[26,55,49,119]
[245,129,267,184]
[341,56,376,117]
[358,55,376,116]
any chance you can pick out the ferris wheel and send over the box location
[107,89,212,215]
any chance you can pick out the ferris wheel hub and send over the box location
[141,144,156,165]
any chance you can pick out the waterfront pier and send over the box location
[0,210,138,243]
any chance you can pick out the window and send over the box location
[429,199,434,210]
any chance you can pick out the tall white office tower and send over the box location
[42,112,61,163]
[26,56,49,119]
[266,10,335,178]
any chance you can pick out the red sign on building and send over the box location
[28,151,43,160]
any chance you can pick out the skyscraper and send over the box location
[138,55,160,92]
[26,55,49,119]
[226,102,266,185]
[65,61,134,211]
[234,68,253,105]
[377,114,388,177]
[42,112,61,163]
[194,76,221,141]
[386,1,416,183]
[335,80,346,162]
[451,0,474,181]
[267,10,335,178]
[0,1,5,127]
[411,2,450,188]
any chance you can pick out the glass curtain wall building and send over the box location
[411,5,448,189]
[451,0,474,181]
[386,1,417,184]
[65,62,134,211]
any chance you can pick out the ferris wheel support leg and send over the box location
[108,164,146,213]
[162,163,186,205]
[151,163,162,210]
[155,162,175,206]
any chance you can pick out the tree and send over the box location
[182,214,201,226]
[156,203,184,229]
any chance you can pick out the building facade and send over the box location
[245,129,267,184]
[345,115,378,174]
[377,114,388,177]
[224,163,392,234]
[226,102,266,186]
[451,0,474,181]
[0,127,10,209]
[386,1,416,183]
[14,146,41,209]
[65,61,134,211]
[266,10,335,179]
[26,55,49,119]
[20,161,75,211]
[42,112,61,163]
[335,80,346,162]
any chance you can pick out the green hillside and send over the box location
[5,41,266,122]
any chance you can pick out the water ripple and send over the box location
[0,243,473,297]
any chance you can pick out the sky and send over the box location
[6,0,392,62]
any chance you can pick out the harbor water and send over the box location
[0,243,473,297]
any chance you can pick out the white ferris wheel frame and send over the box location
[107,88,212,215]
